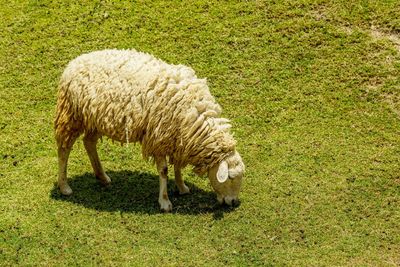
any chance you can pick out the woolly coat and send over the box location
[55,49,236,175]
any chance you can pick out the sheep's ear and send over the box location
[217,161,229,183]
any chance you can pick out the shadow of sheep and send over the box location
[50,170,236,219]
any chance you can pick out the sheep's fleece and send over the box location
[55,49,244,211]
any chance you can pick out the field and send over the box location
[1,0,399,265]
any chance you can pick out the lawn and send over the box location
[0,0,399,265]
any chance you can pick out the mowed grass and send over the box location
[1,0,399,265]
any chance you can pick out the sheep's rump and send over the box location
[55,49,235,170]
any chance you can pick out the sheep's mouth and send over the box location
[217,195,240,207]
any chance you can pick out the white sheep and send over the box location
[55,49,245,212]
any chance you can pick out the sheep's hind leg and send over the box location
[156,156,172,212]
[57,135,79,196]
[174,166,190,195]
[83,132,111,186]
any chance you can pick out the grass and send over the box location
[1,0,399,265]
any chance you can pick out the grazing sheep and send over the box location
[55,49,245,212]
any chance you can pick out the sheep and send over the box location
[54,49,245,212]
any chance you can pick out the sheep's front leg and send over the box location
[174,166,190,195]
[155,156,172,212]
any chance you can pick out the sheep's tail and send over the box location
[54,80,82,149]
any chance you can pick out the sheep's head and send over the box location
[208,151,244,207]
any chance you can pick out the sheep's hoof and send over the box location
[59,184,73,196]
[159,199,173,213]
[96,174,111,186]
[178,184,190,195]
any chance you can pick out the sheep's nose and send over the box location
[231,198,240,207]
[224,197,240,207]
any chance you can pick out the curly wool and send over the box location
[55,49,236,175]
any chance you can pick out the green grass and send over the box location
[1,0,399,265]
